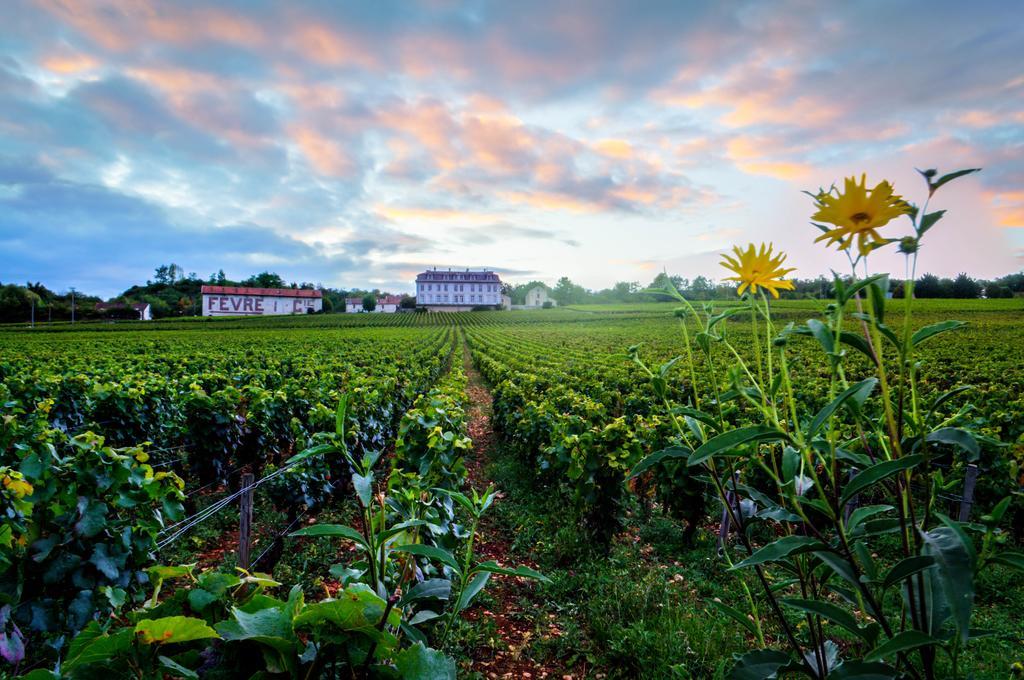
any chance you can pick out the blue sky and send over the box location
[1,0,1021,297]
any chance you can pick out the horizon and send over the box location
[2,1,1022,298]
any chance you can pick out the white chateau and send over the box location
[416,268,502,312]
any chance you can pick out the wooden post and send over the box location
[958,464,979,522]
[717,471,741,556]
[239,472,254,570]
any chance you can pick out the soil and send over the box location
[460,343,571,680]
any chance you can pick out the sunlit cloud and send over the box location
[0,0,1020,296]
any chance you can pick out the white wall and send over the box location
[203,294,322,316]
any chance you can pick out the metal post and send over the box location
[239,473,254,570]
[958,464,979,522]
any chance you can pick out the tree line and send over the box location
[510,270,1024,306]
[2,265,1021,324]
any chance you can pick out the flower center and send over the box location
[850,211,871,224]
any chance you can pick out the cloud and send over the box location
[1,0,1021,294]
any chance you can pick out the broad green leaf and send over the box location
[911,320,965,348]
[290,524,369,552]
[707,599,760,638]
[847,505,893,532]
[393,641,456,680]
[916,210,945,236]
[159,655,199,679]
[394,544,462,576]
[282,443,336,467]
[989,551,1024,571]
[472,561,550,583]
[134,616,220,645]
[881,555,936,590]
[807,378,877,439]
[294,583,400,632]
[828,660,899,679]
[805,318,835,354]
[778,598,868,639]
[728,649,796,679]
[352,472,374,508]
[732,536,825,570]
[921,524,974,644]
[689,426,790,467]
[865,630,938,662]
[402,578,451,604]
[627,446,690,479]
[840,455,924,508]
[335,393,349,440]
[63,622,133,672]
[925,428,979,461]
[456,571,491,613]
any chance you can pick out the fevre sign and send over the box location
[200,285,323,317]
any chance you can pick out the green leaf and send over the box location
[393,641,457,680]
[916,210,946,236]
[780,598,868,642]
[472,561,550,583]
[840,455,925,508]
[159,655,199,679]
[925,428,979,461]
[294,583,400,632]
[847,505,893,532]
[282,443,336,467]
[89,543,121,580]
[456,571,491,613]
[921,524,975,644]
[881,555,936,590]
[732,536,825,570]
[865,630,938,662]
[63,622,133,672]
[134,616,220,645]
[989,551,1024,571]
[912,320,966,347]
[805,318,835,354]
[394,544,462,577]
[352,472,374,508]
[402,578,451,604]
[74,497,108,538]
[187,588,219,613]
[335,393,349,441]
[689,426,790,467]
[627,446,690,479]
[828,660,899,679]
[707,599,760,638]
[290,524,370,552]
[728,649,795,679]
[929,168,981,194]
[806,378,877,439]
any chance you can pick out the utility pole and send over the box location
[70,286,76,324]
[30,298,35,328]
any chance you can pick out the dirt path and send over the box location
[460,343,563,680]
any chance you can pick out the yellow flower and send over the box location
[720,243,796,298]
[2,474,34,499]
[812,174,912,255]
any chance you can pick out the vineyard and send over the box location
[1,295,1023,678]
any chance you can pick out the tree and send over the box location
[552,277,587,306]
[153,263,184,285]
[400,295,417,309]
[242,271,286,289]
[915,273,943,298]
[950,272,981,299]
[362,294,377,312]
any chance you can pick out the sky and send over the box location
[0,0,1022,298]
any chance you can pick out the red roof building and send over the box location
[201,285,323,317]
